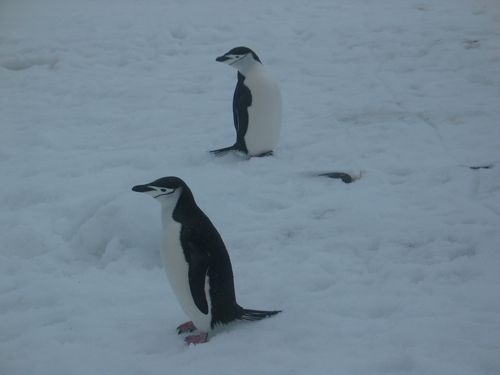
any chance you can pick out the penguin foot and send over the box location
[185,332,209,345]
[177,321,196,335]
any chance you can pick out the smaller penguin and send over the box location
[211,46,282,157]
[132,176,280,344]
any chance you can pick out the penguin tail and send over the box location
[209,145,239,156]
[238,308,281,321]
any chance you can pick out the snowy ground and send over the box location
[1,0,500,374]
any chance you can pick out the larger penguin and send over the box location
[132,176,280,344]
[211,46,282,157]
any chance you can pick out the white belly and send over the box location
[160,219,212,332]
[244,71,282,156]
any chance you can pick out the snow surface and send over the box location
[1,0,500,374]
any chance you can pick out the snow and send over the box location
[1,0,500,373]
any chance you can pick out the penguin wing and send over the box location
[186,240,209,314]
[233,73,252,147]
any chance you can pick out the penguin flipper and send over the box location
[210,72,251,158]
[234,72,251,140]
[187,244,209,314]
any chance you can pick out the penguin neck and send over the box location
[159,193,179,225]
[236,60,263,78]
[161,187,197,224]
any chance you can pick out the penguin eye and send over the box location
[160,189,167,192]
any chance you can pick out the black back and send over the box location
[172,183,241,326]
[232,72,253,153]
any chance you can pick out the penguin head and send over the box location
[132,176,186,205]
[216,46,262,71]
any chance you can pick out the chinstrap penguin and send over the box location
[210,46,282,157]
[132,176,280,344]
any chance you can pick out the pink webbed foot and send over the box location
[177,321,196,335]
[185,332,209,345]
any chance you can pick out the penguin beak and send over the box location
[132,184,154,193]
[216,55,230,62]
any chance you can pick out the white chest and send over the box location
[160,212,212,332]
[244,69,282,155]
[160,219,188,299]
